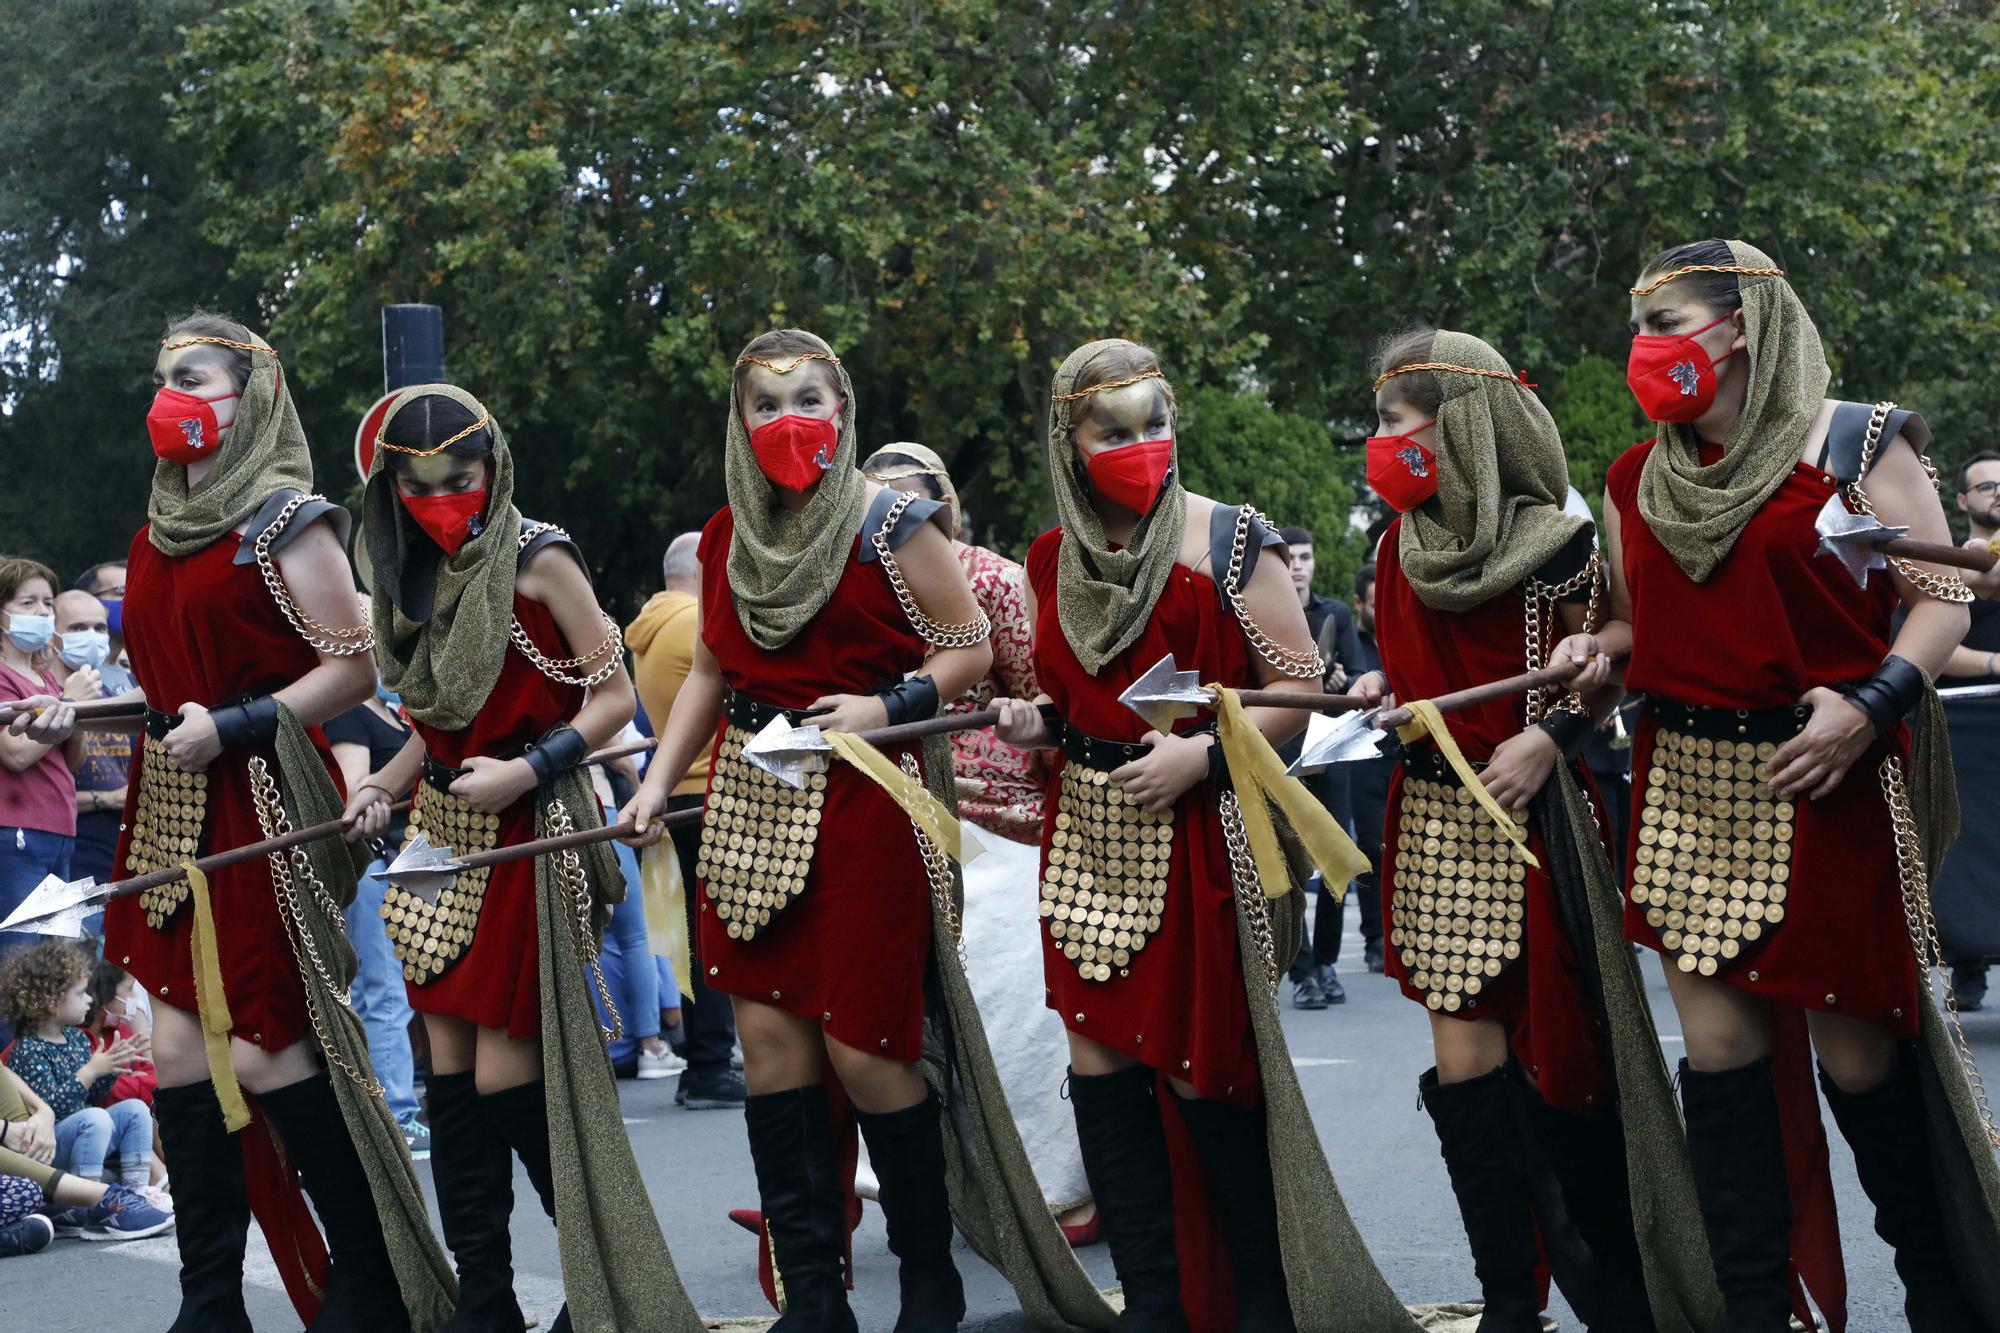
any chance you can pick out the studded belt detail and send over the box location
[1387,776,1528,1014]
[725,692,817,735]
[127,732,210,929]
[1632,719,1797,978]
[383,783,500,984]
[1039,760,1174,982]
[695,725,829,941]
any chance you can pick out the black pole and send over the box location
[381,304,445,391]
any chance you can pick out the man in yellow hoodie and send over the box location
[626,531,744,1108]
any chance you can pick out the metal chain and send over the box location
[1845,401,1974,604]
[254,493,375,657]
[1225,506,1325,680]
[871,492,992,649]
[508,522,626,687]
[1522,549,1602,724]
[899,753,967,966]
[543,798,622,1041]
[1217,792,1280,996]
[1879,754,2000,1147]
[245,757,383,1096]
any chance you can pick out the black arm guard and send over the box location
[877,674,941,726]
[522,723,591,785]
[210,695,279,751]
[1843,655,1926,737]
[1536,709,1593,762]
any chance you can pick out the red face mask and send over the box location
[1365,423,1439,512]
[1626,313,1740,423]
[1084,437,1176,515]
[146,387,240,464]
[400,487,489,556]
[748,414,839,491]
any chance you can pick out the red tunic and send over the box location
[694,508,933,1061]
[1025,529,1261,1107]
[1374,518,1612,1111]
[1608,440,1917,1034]
[403,595,581,1039]
[105,525,340,1052]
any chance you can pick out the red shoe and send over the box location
[726,1200,866,1313]
[1059,1212,1102,1247]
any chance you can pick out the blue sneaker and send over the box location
[0,1213,54,1255]
[45,1205,92,1238]
[399,1113,432,1161]
[79,1184,176,1241]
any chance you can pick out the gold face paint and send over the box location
[739,361,843,436]
[1070,381,1173,460]
[392,452,489,498]
[152,343,240,433]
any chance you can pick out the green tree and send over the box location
[1548,353,1648,517]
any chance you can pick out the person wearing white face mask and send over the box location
[0,557,85,1040]
[53,590,141,889]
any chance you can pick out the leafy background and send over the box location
[4,0,1997,609]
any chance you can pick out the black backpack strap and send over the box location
[232,489,352,564]
[1208,504,1284,601]
[1821,400,1923,485]
[858,490,949,563]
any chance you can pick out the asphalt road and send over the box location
[5,917,1984,1330]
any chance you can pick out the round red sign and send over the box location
[354,391,399,484]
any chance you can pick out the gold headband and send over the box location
[159,335,279,359]
[378,413,492,458]
[1052,369,1166,403]
[1628,264,1786,297]
[734,352,843,374]
[1372,362,1537,392]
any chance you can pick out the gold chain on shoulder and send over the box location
[1879,754,2000,1147]
[544,798,622,1041]
[510,523,625,687]
[255,494,375,657]
[899,753,967,965]
[1845,401,1973,604]
[245,757,384,1096]
[1225,506,1325,680]
[1218,792,1280,996]
[1522,549,1602,724]
[871,492,992,649]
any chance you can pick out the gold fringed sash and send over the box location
[1211,686,1371,899]
[185,863,250,1131]
[1396,699,1539,869]
[823,732,980,865]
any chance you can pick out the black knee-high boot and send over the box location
[1521,1088,1657,1332]
[854,1091,965,1332]
[257,1074,413,1333]
[1068,1065,1188,1332]
[480,1080,572,1333]
[428,1073,526,1332]
[156,1081,253,1333]
[1678,1058,1793,1332]
[1170,1093,1295,1332]
[1421,1066,1545,1333]
[745,1087,858,1332]
[1820,1046,1985,1332]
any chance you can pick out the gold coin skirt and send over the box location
[1622,712,1919,1033]
[694,725,829,942]
[384,783,500,984]
[125,733,210,928]
[1038,760,1174,983]
[1385,774,1529,1014]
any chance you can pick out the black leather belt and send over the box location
[725,691,819,734]
[143,706,178,740]
[423,746,527,792]
[1058,720,1217,772]
[1399,742,1484,788]
[1641,698,1811,745]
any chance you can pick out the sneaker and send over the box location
[1364,941,1385,975]
[400,1114,433,1161]
[79,1184,176,1241]
[637,1047,688,1081]
[1319,965,1347,1005]
[136,1183,174,1211]
[1291,974,1329,1010]
[45,1205,92,1238]
[677,1067,748,1109]
[0,1213,53,1256]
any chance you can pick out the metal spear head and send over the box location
[740,714,834,791]
[1286,708,1392,775]
[375,831,467,905]
[1814,493,1906,589]
[0,874,106,938]
[1118,654,1212,732]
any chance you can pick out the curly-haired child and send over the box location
[0,941,167,1235]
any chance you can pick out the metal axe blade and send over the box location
[740,714,833,791]
[374,831,467,905]
[1117,654,1211,732]
[0,873,105,935]
[1814,493,1905,589]
[1285,708,1390,775]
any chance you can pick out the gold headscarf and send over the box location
[1049,339,1187,676]
[864,441,959,536]
[1633,240,1831,582]
[1390,331,1588,612]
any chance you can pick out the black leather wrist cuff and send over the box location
[1844,654,1925,737]
[878,674,941,727]
[1536,709,1593,762]
[210,695,278,751]
[523,724,590,785]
